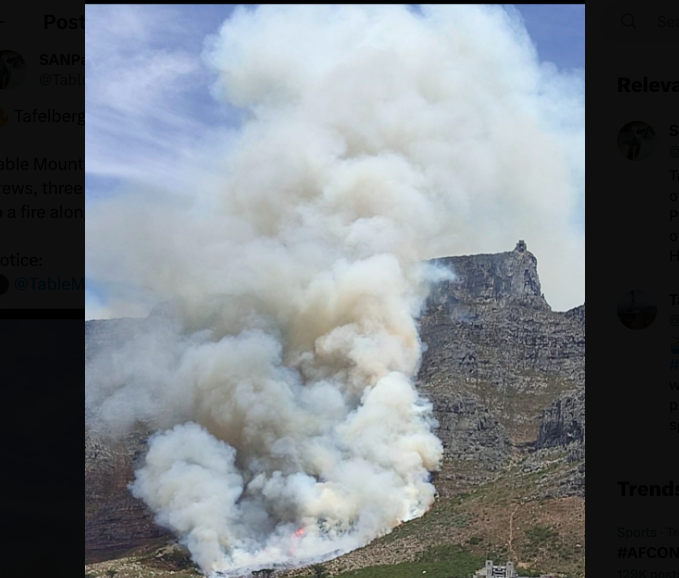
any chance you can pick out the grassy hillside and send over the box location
[85,449,584,578]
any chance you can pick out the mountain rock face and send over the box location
[537,387,586,449]
[418,242,585,472]
[85,318,147,362]
[426,240,549,310]
[85,428,167,563]
[85,320,169,563]
[565,303,585,324]
[84,242,585,562]
[428,393,511,472]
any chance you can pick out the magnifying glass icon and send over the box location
[621,13,636,29]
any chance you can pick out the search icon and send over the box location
[621,13,636,29]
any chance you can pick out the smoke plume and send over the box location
[85,5,584,575]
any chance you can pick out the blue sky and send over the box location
[515,4,585,69]
[85,5,585,319]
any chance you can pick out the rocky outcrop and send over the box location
[425,241,550,312]
[428,392,511,469]
[565,303,585,325]
[536,387,586,449]
[86,318,147,362]
[85,427,168,563]
[418,242,585,454]
[517,444,585,499]
[528,386,586,498]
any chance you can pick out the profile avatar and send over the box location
[617,290,657,330]
[617,121,656,161]
[0,51,27,90]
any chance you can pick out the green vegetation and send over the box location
[335,545,483,578]
[417,544,483,571]
[310,564,328,578]
[470,375,570,443]
[137,546,199,573]
[525,525,558,544]
[157,549,195,570]
[84,454,584,578]
[524,525,559,558]
[335,561,471,578]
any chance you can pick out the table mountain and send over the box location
[85,241,585,576]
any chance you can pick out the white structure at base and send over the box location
[483,560,516,578]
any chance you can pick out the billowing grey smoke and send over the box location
[87,258,446,574]
[85,4,584,576]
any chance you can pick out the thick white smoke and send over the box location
[85,4,584,575]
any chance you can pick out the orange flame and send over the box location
[288,527,306,557]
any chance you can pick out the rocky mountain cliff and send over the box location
[85,242,585,574]
[85,427,167,563]
[419,242,584,469]
[537,387,585,449]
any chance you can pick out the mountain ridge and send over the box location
[85,242,585,576]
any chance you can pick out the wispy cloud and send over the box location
[85,5,237,189]
[85,6,244,319]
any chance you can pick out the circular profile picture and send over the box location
[672,339,679,355]
[0,50,27,90]
[617,290,657,330]
[617,121,656,161]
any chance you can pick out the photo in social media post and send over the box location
[85,6,585,578]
